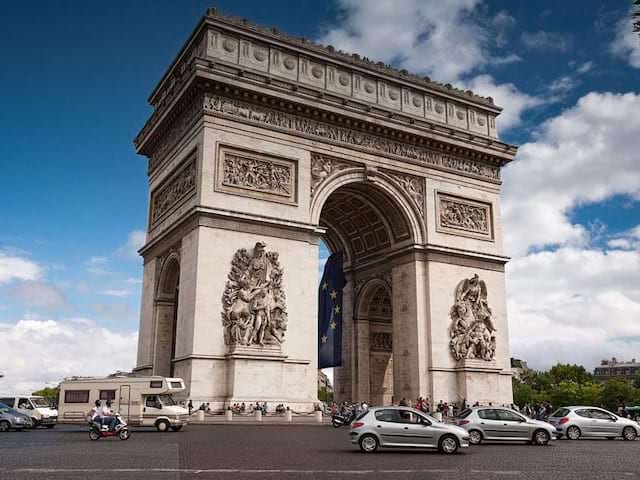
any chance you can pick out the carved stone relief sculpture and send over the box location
[387,171,424,217]
[216,147,297,204]
[437,193,493,240]
[150,157,197,224]
[310,153,354,196]
[449,274,496,361]
[370,332,393,351]
[221,242,288,347]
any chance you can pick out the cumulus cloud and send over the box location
[318,0,539,132]
[115,230,146,260]
[502,92,640,257]
[463,75,544,131]
[9,280,69,308]
[507,247,640,370]
[611,7,640,68]
[0,250,42,283]
[0,318,137,393]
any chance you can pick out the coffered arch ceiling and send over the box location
[320,183,412,264]
[357,282,392,322]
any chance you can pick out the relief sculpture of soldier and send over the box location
[222,241,288,347]
[449,274,496,361]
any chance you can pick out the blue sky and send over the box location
[1,1,639,391]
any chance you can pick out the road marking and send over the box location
[3,468,638,476]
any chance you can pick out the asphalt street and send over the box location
[2,424,640,480]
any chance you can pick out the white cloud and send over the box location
[125,277,142,286]
[575,61,594,74]
[115,230,146,260]
[0,251,42,283]
[99,289,131,297]
[9,280,69,308]
[507,247,640,370]
[463,75,544,131]
[611,8,640,68]
[319,0,540,133]
[607,225,640,251]
[521,30,572,52]
[0,318,137,393]
[502,92,640,257]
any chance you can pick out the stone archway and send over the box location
[318,176,421,405]
[153,254,180,378]
[357,280,393,406]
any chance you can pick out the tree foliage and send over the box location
[514,363,640,412]
[32,386,59,404]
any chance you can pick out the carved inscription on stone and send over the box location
[204,94,501,181]
[449,274,496,362]
[216,146,297,204]
[221,242,288,348]
[310,153,354,196]
[150,156,197,224]
[370,332,392,351]
[437,193,493,240]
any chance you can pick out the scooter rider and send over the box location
[91,400,104,429]
[100,400,118,432]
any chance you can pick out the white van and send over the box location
[58,375,189,432]
[0,395,58,428]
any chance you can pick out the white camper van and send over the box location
[0,395,58,428]
[58,376,189,432]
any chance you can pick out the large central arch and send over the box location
[316,171,424,405]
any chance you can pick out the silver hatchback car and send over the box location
[456,407,557,445]
[349,406,470,454]
[548,406,640,441]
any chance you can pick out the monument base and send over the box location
[455,358,509,405]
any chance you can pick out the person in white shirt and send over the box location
[91,400,104,429]
[100,400,117,431]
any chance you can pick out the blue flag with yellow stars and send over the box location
[318,251,346,369]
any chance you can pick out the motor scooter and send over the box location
[88,415,131,441]
[332,409,357,428]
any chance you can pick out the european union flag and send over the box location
[318,251,346,369]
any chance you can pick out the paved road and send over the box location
[2,424,639,480]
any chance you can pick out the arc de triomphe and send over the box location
[133,9,517,409]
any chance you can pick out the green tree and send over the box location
[513,379,536,407]
[600,379,636,412]
[633,373,640,390]
[32,386,59,404]
[548,364,593,385]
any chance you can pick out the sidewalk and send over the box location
[188,412,331,426]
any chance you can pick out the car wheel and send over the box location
[89,430,101,441]
[170,426,183,432]
[118,429,131,441]
[468,430,482,445]
[45,424,55,429]
[439,435,459,455]
[359,434,379,453]
[622,426,637,441]
[31,418,39,428]
[0,420,11,432]
[566,425,581,440]
[533,429,550,446]
[156,420,170,432]
[332,420,341,428]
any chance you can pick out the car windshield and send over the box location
[551,408,570,418]
[0,406,20,415]
[31,398,50,408]
[158,395,176,406]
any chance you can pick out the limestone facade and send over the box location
[133,9,518,410]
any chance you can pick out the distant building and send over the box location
[594,358,640,385]
[318,370,333,402]
[510,358,530,380]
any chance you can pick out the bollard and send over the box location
[197,410,205,422]
[225,410,233,422]
[255,409,263,422]
[314,410,323,423]
[284,410,292,422]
